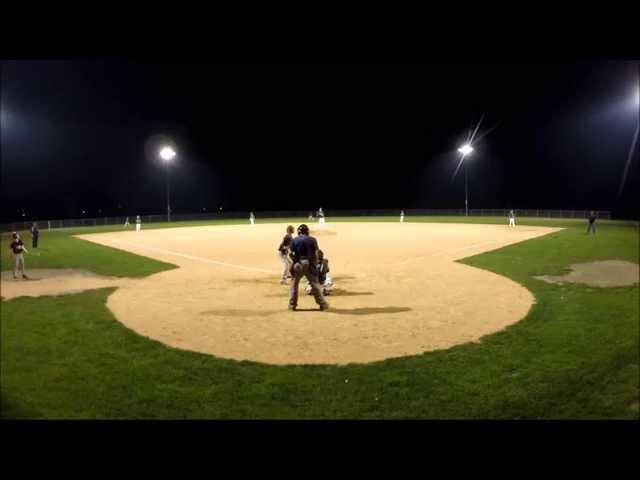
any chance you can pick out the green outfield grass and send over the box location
[1,216,638,419]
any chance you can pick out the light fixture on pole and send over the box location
[159,146,177,222]
[457,144,474,216]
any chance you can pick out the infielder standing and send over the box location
[135,215,141,232]
[508,209,516,227]
[288,224,329,311]
[277,225,295,284]
[250,212,255,225]
[400,210,405,223]
[10,232,29,280]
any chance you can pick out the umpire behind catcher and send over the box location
[288,224,329,311]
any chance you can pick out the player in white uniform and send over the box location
[135,215,141,232]
[317,207,325,228]
[508,210,516,227]
[400,210,405,223]
[250,212,255,225]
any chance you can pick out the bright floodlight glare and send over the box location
[458,144,474,156]
[159,146,176,161]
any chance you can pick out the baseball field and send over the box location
[1,216,638,419]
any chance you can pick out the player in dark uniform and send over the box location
[305,249,333,295]
[288,224,329,311]
[30,222,40,248]
[586,211,597,234]
[10,232,29,280]
[277,225,295,284]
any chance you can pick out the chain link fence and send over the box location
[2,208,611,232]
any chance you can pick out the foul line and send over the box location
[111,239,278,275]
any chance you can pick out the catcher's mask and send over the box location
[297,224,310,235]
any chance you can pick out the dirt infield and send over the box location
[49,222,556,365]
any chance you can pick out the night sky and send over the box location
[1,61,638,221]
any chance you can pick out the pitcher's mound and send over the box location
[535,260,639,287]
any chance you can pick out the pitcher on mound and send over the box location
[317,207,325,228]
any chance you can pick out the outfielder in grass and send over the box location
[30,222,40,248]
[586,211,597,234]
[288,224,329,311]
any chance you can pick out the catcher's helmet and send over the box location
[297,224,310,235]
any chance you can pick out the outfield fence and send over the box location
[1,208,611,233]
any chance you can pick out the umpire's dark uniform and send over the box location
[288,224,329,311]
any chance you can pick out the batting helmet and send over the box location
[297,224,310,235]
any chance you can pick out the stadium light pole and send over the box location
[159,146,177,222]
[458,144,474,216]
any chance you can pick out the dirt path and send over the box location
[1,269,126,300]
[535,260,639,287]
[62,222,560,365]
